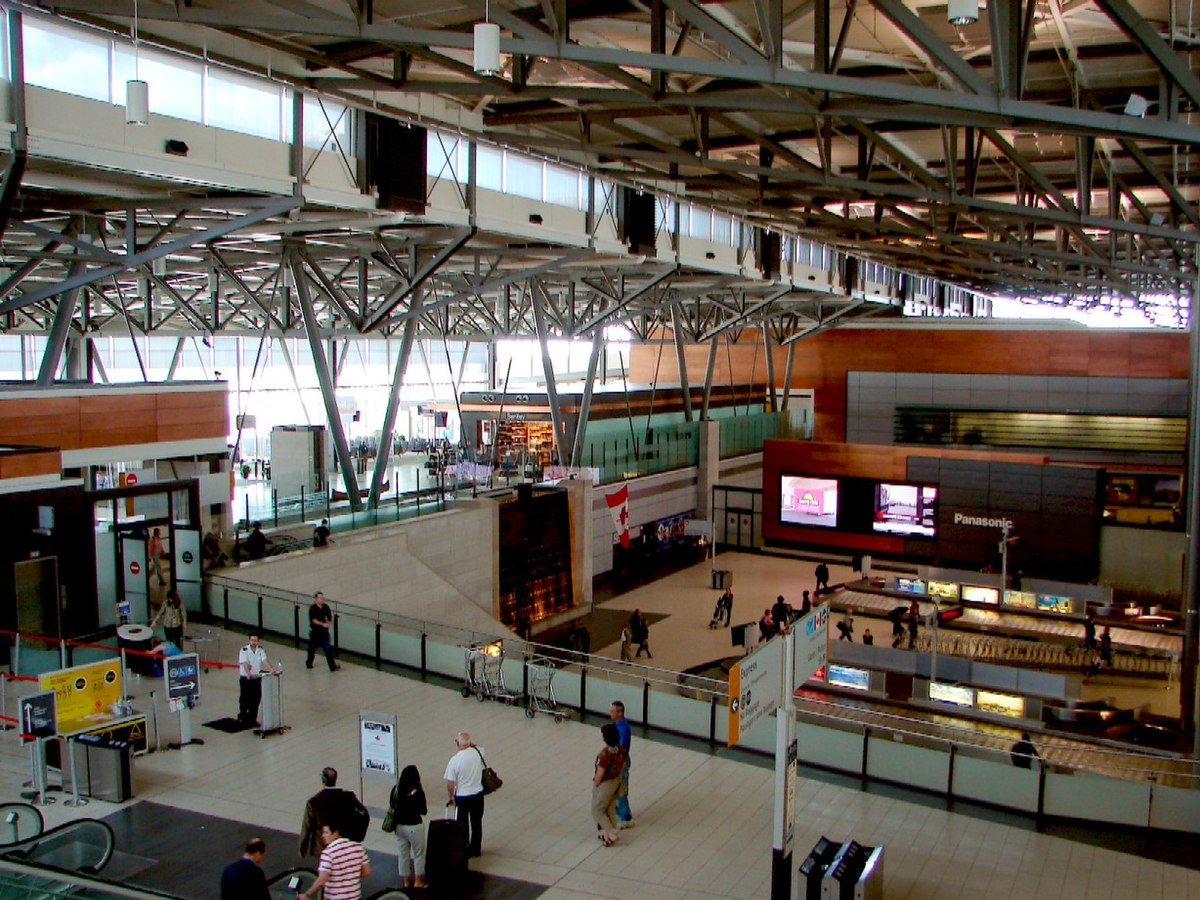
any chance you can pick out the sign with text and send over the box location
[165,653,201,702]
[359,711,398,779]
[39,659,123,730]
[793,603,830,686]
[727,635,783,747]
[20,691,57,742]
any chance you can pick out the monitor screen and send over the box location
[780,476,839,528]
[872,483,937,537]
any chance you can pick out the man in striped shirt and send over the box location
[301,824,371,900]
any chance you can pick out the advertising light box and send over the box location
[962,585,1000,605]
[895,577,926,595]
[927,580,960,600]
[827,665,870,692]
[929,682,974,707]
[1037,594,1073,614]
[1004,590,1038,609]
[976,690,1025,718]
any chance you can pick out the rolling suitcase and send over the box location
[426,805,468,885]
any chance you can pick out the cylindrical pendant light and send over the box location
[947,0,979,25]
[126,79,149,125]
[473,21,501,76]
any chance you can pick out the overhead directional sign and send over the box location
[793,603,830,686]
[728,635,783,747]
[165,653,202,702]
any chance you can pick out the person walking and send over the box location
[814,561,830,594]
[1099,627,1113,666]
[302,823,371,900]
[862,628,874,646]
[593,723,625,847]
[619,623,632,662]
[907,607,919,649]
[306,591,340,671]
[836,612,854,642]
[609,701,634,828]
[444,732,486,858]
[147,527,167,585]
[772,595,791,633]
[300,767,360,859]
[220,837,270,900]
[151,589,187,648]
[800,590,811,616]
[630,610,652,658]
[385,765,429,890]
[720,588,734,626]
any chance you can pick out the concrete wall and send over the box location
[234,504,500,632]
[1099,526,1185,596]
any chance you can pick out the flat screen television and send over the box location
[872,483,937,537]
[780,475,839,528]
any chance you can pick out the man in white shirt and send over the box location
[444,732,486,858]
[237,634,271,726]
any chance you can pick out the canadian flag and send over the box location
[605,484,631,548]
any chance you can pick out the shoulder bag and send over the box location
[474,746,503,794]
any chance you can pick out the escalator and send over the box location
[264,866,410,899]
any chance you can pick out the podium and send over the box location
[257,670,286,738]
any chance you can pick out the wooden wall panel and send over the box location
[0,449,60,479]
[633,328,1189,442]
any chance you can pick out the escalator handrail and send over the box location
[0,816,116,875]
[0,802,45,846]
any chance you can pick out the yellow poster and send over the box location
[39,659,123,730]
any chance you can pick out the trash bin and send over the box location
[72,735,134,802]
[712,569,733,589]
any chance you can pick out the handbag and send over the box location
[381,785,397,833]
[474,746,503,794]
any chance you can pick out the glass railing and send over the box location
[719,411,779,458]
[0,858,179,897]
[205,572,1200,835]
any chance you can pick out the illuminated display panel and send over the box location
[895,577,926,595]
[827,665,870,691]
[1004,590,1037,609]
[929,682,974,707]
[962,585,1000,605]
[927,580,960,600]
[976,690,1025,717]
[780,475,839,528]
[1037,594,1073,614]
[872,483,938,537]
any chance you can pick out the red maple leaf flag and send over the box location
[605,484,631,548]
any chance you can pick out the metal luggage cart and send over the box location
[524,655,568,722]
[461,641,521,705]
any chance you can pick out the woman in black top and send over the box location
[386,765,429,889]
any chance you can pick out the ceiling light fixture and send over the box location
[473,1,501,76]
[1124,94,1150,117]
[947,0,979,26]
[125,0,149,125]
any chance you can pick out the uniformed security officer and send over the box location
[237,634,271,725]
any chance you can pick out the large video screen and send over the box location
[872,482,937,537]
[780,475,839,528]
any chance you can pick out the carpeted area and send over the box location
[201,717,256,734]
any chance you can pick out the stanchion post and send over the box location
[0,673,8,731]
[63,736,88,808]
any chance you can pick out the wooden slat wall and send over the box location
[0,448,61,479]
[630,329,1190,442]
[0,387,228,452]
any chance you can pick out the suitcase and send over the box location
[426,807,468,885]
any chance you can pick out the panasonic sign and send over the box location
[952,513,1014,529]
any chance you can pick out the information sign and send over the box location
[359,711,398,778]
[728,635,783,746]
[39,659,123,729]
[792,603,830,686]
[20,691,56,742]
[165,653,201,702]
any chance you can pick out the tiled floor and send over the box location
[7,552,1200,898]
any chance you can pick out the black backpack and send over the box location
[342,794,370,842]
